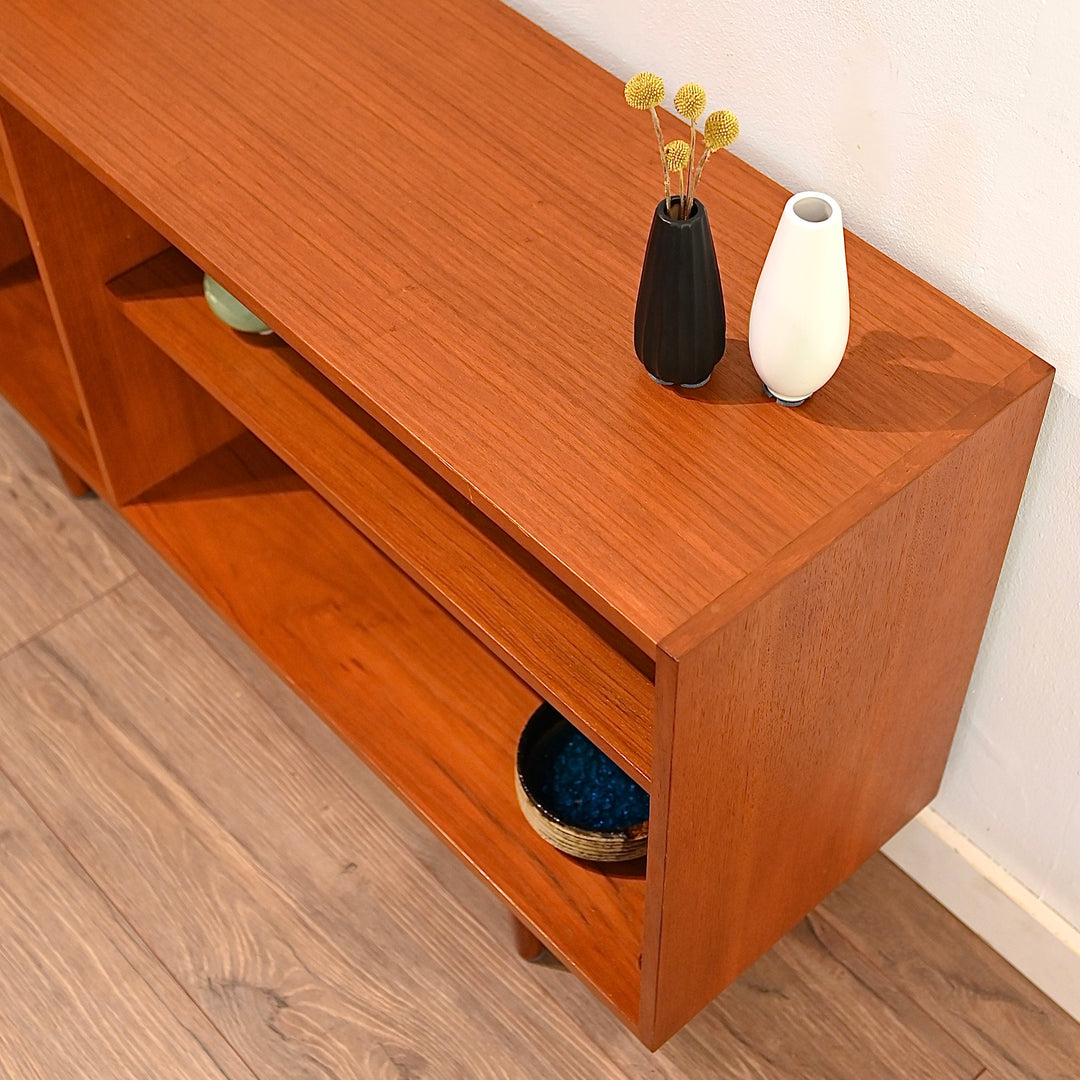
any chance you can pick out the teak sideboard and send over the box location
[0,0,1052,1048]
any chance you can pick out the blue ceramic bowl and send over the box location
[515,704,648,861]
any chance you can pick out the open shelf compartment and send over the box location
[109,248,655,786]
[122,430,646,1024]
[0,253,101,487]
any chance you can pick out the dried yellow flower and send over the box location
[674,82,706,122]
[664,139,691,172]
[703,109,739,151]
[624,72,665,111]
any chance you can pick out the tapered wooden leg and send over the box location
[50,449,92,498]
[510,914,546,962]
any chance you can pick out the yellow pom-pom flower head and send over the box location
[625,72,672,210]
[703,109,739,151]
[664,139,692,210]
[623,75,742,217]
[664,139,691,172]
[673,83,709,218]
[624,72,665,111]
[686,109,740,210]
[674,83,706,122]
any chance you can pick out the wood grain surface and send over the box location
[0,396,129,655]
[110,247,654,783]
[0,0,1051,647]
[641,368,1053,1046]
[0,99,241,503]
[121,433,645,1019]
[0,767,258,1080]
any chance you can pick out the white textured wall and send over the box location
[506,0,1080,927]
[940,386,1080,926]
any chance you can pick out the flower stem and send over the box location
[649,106,672,212]
[688,148,711,206]
[686,123,696,219]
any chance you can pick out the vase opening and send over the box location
[793,196,832,223]
[661,198,700,223]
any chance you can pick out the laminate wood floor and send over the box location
[1,397,1078,1079]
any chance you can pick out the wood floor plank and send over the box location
[0,580,643,1080]
[0,397,130,654]
[45,509,994,1078]
[0,764,257,1080]
[818,853,1080,1080]
[674,915,982,1080]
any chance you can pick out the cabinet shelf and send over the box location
[0,256,100,486]
[109,248,654,785]
[123,430,646,1022]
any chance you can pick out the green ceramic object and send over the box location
[203,273,272,334]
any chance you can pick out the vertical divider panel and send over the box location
[0,129,99,485]
[0,100,241,504]
[0,134,18,214]
[0,197,29,269]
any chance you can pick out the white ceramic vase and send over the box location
[748,191,849,405]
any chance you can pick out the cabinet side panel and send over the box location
[0,100,240,503]
[640,373,1052,1046]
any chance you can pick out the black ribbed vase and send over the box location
[634,197,726,387]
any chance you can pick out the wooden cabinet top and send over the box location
[0,0,1050,653]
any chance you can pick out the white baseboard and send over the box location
[882,808,1080,1023]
